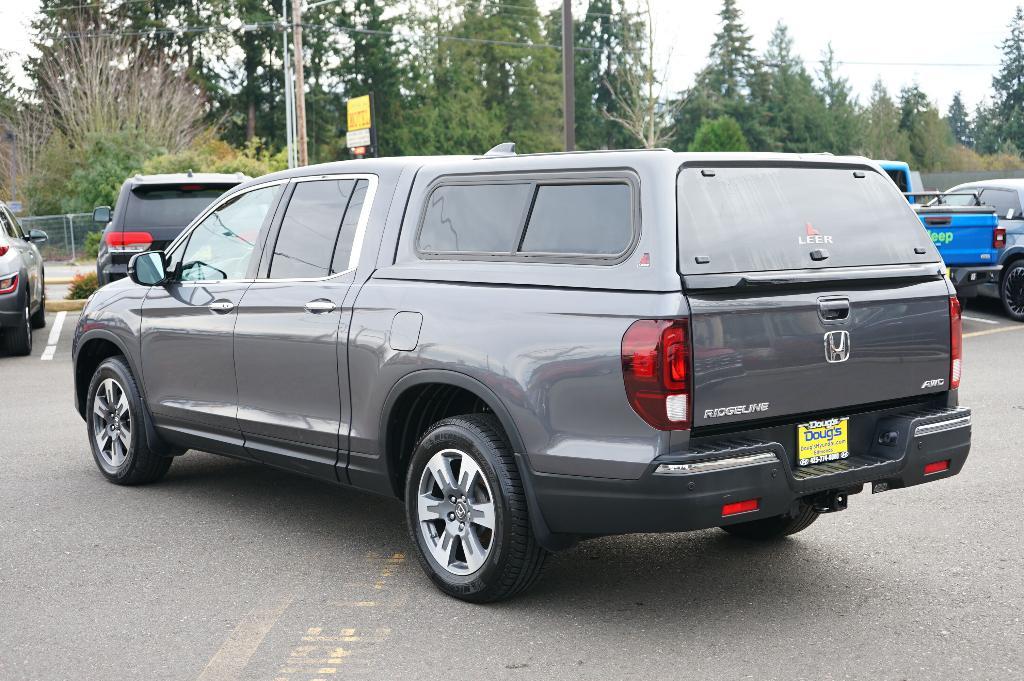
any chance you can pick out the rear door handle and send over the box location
[304,300,337,314]
[208,300,236,313]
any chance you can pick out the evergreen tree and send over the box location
[547,0,643,150]
[898,84,951,170]
[337,0,406,158]
[973,100,1003,154]
[861,79,912,161]
[453,0,561,153]
[763,22,828,152]
[816,44,861,154]
[671,0,767,150]
[946,91,971,147]
[992,6,1024,153]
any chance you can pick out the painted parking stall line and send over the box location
[962,315,1000,325]
[40,310,67,361]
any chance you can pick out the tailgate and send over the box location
[687,278,952,428]
[915,206,999,266]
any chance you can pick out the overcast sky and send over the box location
[1,0,1019,114]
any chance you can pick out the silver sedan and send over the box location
[0,202,47,355]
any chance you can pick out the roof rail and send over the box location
[484,142,516,157]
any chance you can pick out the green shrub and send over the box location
[83,230,103,259]
[688,115,750,152]
[66,272,99,300]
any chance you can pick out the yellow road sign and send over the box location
[347,95,372,131]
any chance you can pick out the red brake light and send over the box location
[0,273,17,294]
[924,460,951,475]
[722,498,759,516]
[105,231,153,252]
[622,319,692,430]
[179,184,204,191]
[0,244,8,257]
[949,296,962,389]
[994,228,1006,249]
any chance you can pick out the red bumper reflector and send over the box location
[924,460,951,475]
[722,498,759,516]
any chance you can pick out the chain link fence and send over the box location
[18,213,100,262]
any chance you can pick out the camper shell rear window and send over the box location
[677,163,940,275]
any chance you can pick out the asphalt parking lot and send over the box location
[1,298,1022,681]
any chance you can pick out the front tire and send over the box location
[405,414,548,603]
[1000,260,1024,322]
[86,356,172,485]
[720,502,819,540]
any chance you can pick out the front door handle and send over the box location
[304,300,337,314]
[208,300,236,313]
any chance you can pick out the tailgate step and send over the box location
[793,454,888,481]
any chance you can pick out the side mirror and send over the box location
[93,206,112,224]
[27,229,48,244]
[128,251,168,286]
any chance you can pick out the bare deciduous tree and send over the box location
[602,0,680,149]
[35,29,206,152]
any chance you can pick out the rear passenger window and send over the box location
[269,179,369,279]
[419,184,532,253]
[520,184,631,255]
[980,189,1022,219]
[417,179,634,260]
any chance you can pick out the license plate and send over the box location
[796,417,850,466]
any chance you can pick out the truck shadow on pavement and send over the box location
[152,451,902,626]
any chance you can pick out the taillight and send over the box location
[0,273,17,294]
[621,319,692,430]
[0,244,8,257]
[994,228,1006,249]
[105,231,153,253]
[949,296,962,389]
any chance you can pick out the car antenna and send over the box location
[187,169,194,178]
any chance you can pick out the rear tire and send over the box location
[86,356,172,485]
[405,414,548,603]
[1000,260,1024,322]
[3,302,32,356]
[720,502,819,541]
[30,273,46,329]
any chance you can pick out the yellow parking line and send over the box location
[964,324,1024,339]
[196,596,292,681]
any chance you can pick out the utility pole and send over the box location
[281,0,296,168]
[291,0,308,166]
[561,0,575,151]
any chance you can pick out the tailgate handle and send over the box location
[924,216,951,226]
[818,298,850,321]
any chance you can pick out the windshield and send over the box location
[677,164,939,274]
[123,186,233,229]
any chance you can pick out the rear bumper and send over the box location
[529,406,971,536]
[949,265,1000,295]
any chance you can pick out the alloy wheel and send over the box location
[92,378,132,468]
[1004,265,1024,317]
[416,448,496,576]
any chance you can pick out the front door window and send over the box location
[179,185,282,282]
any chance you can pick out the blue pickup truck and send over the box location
[879,160,1003,297]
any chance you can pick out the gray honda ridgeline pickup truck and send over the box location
[72,148,972,602]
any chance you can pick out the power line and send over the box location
[56,20,647,54]
[837,60,999,68]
